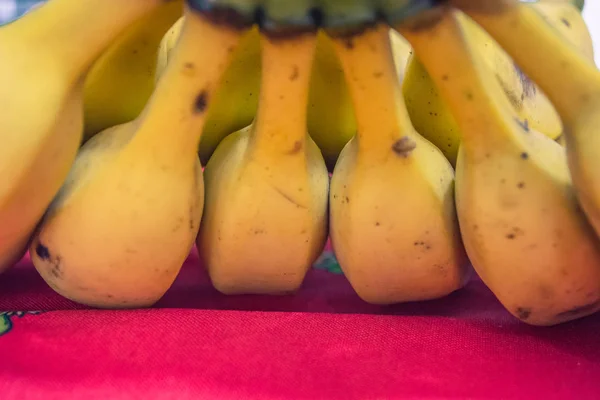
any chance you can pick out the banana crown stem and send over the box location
[127,7,246,164]
[188,0,438,31]
[330,24,415,153]
[248,32,317,158]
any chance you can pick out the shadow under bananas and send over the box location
[3,249,600,364]
[0,250,564,319]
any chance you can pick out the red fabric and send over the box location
[1,248,600,399]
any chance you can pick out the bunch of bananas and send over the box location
[0,0,599,327]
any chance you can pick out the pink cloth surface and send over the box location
[0,248,599,399]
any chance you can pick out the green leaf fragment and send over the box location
[313,251,344,275]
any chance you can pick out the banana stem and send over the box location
[128,8,246,165]
[459,2,600,126]
[4,0,165,80]
[248,31,317,159]
[330,24,414,155]
[397,7,525,158]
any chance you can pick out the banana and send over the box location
[306,31,357,171]
[397,6,600,326]
[29,5,247,308]
[155,16,184,81]
[533,0,594,146]
[402,1,594,166]
[197,26,330,295]
[156,15,261,165]
[452,0,600,271]
[0,0,165,275]
[156,18,412,169]
[403,56,463,165]
[327,23,469,305]
[307,29,412,170]
[82,0,184,140]
[530,0,593,62]
[390,29,413,82]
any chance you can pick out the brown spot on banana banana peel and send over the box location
[35,243,63,280]
[392,136,417,157]
[49,261,63,280]
[497,75,523,110]
[555,300,600,320]
[286,140,303,155]
[35,243,51,261]
[189,178,202,231]
[516,307,532,320]
[515,117,530,132]
[194,90,208,113]
[289,65,299,81]
[183,63,195,74]
[414,241,432,250]
[189,212,196,231]
[514,63,537,98]
[172,217,184,233]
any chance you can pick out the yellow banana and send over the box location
[156,19,412,169]
[390,29,413,82]
[397,6,600,326]
[531,0,593,62]
[328,24,469,305]
[197,28,329,295]
[403,56,463,164]
[157,16,261,165]
[306,31,357,171]
[29,5,247,308]
[402,1,593,165]
[0,0,165,275]
[307,29,412,170]
[155,15,259,166]
[155,16,184,81]
[82,0,184,140]
[453,0,600,269]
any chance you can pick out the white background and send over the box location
[583,2,600,65]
